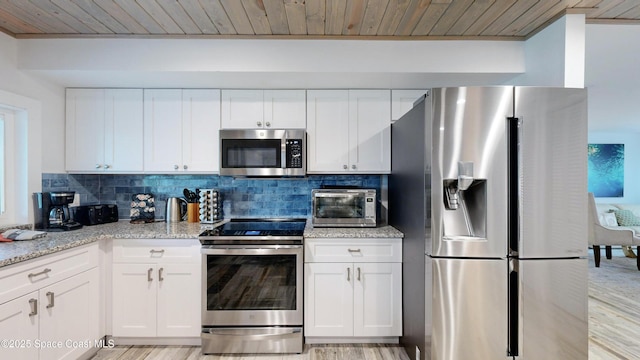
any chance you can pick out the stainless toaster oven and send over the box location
[311,189,377,227]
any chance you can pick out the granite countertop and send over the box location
[303,224,404,238]
[0,221,203,268]
[0,220,404,269]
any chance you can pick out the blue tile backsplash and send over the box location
[42,173,385,220]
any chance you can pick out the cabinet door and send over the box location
[221,90,263,129]
[39,267,100,360]
[156,263,201,337]
[105,89,143,172]
[112,264,157,337]
[182,89,221,172]
[143,89,183,171]
[304,263,353,337]
[306,90,350,173]
[264,90,306,129]
[353,263,402,337]
[391,89,428,122]
[348,90,391,173]
[65,88,105,172]
[0,292,39,360]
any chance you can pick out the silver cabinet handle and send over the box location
[348,248,361,253]
[347,267,351,281]
[343,165,348,169]
[46,292,55,309]
[357,267,361,281]
[352,164,356,170]
[257,121,262,127]
[183,165,188,170]
[104,164,111,169]
[28,268,51,279]
[174,164,179,170]
[95,164,102,169]
[147,268,153,282]
[29,299,38,317]
[265,122,271,127]
[158,267,164,281]
[150,249,165,254]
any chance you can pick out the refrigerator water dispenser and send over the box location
[442,178,487,240]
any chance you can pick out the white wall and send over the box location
[0,32,65,174]
[585,25,640,204]
[586,24,640,133]
[589,132,640,204]
[17,38,525,88]
[512,14,585,87]
[0,32,61,223]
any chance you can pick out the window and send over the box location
[0,113,4,216]
[0,108,15,225]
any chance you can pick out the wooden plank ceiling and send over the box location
[0,0,639,40]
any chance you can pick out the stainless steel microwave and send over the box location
[219,129,305,177]
[312,189,377,227]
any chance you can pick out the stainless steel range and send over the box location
[199,218,305,354]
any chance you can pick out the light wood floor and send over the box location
[92,248,638,360]
[589,248,640,360]
[90,343,409,360]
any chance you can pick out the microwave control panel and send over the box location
[285,139,303,168]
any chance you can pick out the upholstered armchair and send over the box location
[587,192,640,270]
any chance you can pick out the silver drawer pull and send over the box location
[28,299,38,316]
[28,268,51,278]
[147,268,153,282]
[46,292,55,309]
[150,249,165,254]
[348,249,361,253]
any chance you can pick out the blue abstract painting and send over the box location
[588,144,624,197]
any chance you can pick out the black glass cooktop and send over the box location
[199,218,306,243]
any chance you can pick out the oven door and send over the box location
[201,245,303,327]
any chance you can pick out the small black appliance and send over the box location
[74,204,119,225]
[33,192,83,231]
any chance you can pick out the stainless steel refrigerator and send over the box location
[390,87,588,360]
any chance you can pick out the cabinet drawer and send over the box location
[304,238,402,263]
[112,239,200,264]
[0,243,98,305]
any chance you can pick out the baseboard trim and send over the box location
[109,336,201,346]
[305,337,399,344]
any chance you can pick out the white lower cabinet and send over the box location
[304,238,402,340]
[111,239,201,338]
[0,244,100,360]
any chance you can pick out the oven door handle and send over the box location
[201,245,302,255]
[203,328,301,339]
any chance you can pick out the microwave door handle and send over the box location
[281,140,287,171]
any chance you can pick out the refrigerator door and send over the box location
[432,87,512,259]
[432,258,509,360]
[514,87,588,258]
[517,258,588,359]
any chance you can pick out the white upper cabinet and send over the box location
[221,89,306,129]
[263,90,306,128]
[307,89,390,174]
[66,88,143,172]
[182,89,222,172]
[144,89,221,172]
[391,89,429,122]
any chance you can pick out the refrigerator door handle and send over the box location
[508,116,521,257]
[508,258,519,357]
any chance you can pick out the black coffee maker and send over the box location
[33,192,83,231]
